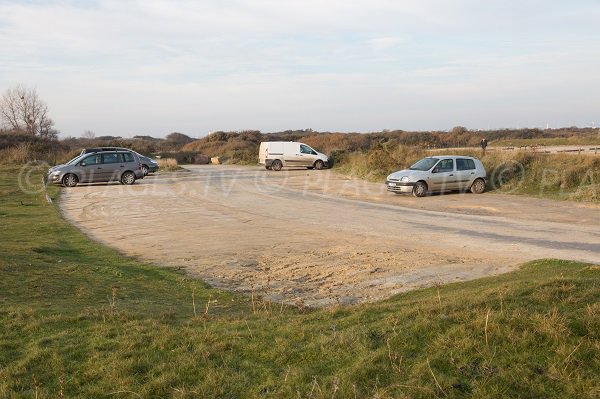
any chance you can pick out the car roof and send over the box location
[83,150,135,155]
[428,155,477,160]
[83,147,149,156]
[83,147,130,151]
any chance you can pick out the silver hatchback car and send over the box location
[386,155,487,197]
[47,150,145,187]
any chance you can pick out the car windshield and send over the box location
[409,158,439,171]
[66,154,85,165]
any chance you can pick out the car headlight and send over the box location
[400,176,409,182]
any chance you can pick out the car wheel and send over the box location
[271,160,283,171]
[121,171,136,185]
[314,160,324,170]
[412,181,428,197]
[62,174,78,187]
[470,178,486,194]
[142,165,149,176]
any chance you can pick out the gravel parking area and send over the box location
[60,166,600,307]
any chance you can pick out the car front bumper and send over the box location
[47,173,63,185]
[386,181,414,193]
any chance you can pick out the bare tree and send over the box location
[0,84,55,137]
[82,130,96,139]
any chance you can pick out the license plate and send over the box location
[388,182,396,187]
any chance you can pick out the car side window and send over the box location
[435,159,454,172]
[456,158,476,171]
[300,145,312,154]
[102,153,122,164]
[82,155,100,165]
[122,153,134,162]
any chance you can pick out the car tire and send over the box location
[412,181,428,197]
[271,160,283,171]
[142,165,149,176]
[62,174,78,188]
[314,160,324,170]
[470,178,486,194]
[121,171,136,185]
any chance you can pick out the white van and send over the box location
[258,142,330,171]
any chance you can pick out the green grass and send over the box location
[1,165,599,398]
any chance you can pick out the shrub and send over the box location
[157,158,178,171]
[157,151,210,164]
[0,143,32,164]
[336,146,425,181]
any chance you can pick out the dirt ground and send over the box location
[60,166,600,307]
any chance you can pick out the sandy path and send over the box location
[60,166,600,307]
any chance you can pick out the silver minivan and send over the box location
[386,155,487,197]
[47,150,145,187]
[80,147,159,176]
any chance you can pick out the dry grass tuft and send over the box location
[157,158,179,171]
[0,143,33,164]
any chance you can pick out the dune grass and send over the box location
[0,165,599,398]
[157,158,180,172]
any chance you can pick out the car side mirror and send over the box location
[432,168,439,173]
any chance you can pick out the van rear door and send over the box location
[258,142,267,164]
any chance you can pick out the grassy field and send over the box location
[0,165,599,398]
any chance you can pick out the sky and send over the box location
[0,0,599,138]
